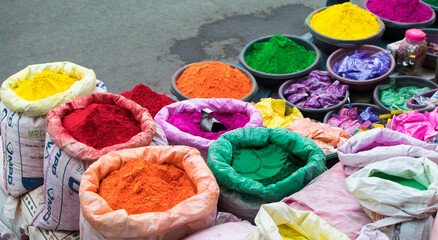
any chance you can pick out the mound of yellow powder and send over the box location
[310,2,380,40]
[13,70,79,101]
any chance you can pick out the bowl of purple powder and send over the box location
[278,70,349,121]
[326,45,396,91]
[364,0,436,40]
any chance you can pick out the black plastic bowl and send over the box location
[406,88,438,112]
[364,0,436,41]
[373,76,438,112]
[323,103,390,124]
[278,79,350,121]
[239,34,322,89]
[304,6,385,53]
[171,61,258,102]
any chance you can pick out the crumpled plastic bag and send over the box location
[283,163,373,239]
[253,98,302,128]
[0,62,96,117]
[338,128,438,175]
[285,118,350,155]
[390,108,438,142]
[245,202,350,240]
[283,71,348,109]
[79,145,219,240]
[333,50,391,80]
[328,107,380,135]
[380,78,431,111]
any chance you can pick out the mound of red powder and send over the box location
[121,84,174,117]
[62,103,141,150]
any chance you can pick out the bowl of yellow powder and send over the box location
[238,34,322,89]
[305,2,385,53]
[171,61,258,102]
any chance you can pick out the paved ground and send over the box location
[0,0,364,95]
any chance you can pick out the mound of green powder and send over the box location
[420,0,438,7]
[231,144,305,187]
[245,34,316,74]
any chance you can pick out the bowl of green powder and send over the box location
[238,34,322,89]
[373,76,438,112]
[305,3,385,53]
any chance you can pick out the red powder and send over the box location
[62,103,141,150]
[98,159,197,214]
[121,84,174,117]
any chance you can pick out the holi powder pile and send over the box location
[121,84,174,117]
[423,0,438,6]
[98,159,197,214]
[167,111,250,140]
[13,70,79,101]
[62,103,141,150]
[231,144,305,187]
[176,61,253,99]
[245,35,316,74]
[367,0,433,23]
[310,2,380,40]
[379,79,431,111]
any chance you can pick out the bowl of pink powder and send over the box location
[364,0,436,40]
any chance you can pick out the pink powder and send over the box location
[367,0,433,23]
[167,112,250,140]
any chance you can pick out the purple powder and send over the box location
[367,0,433,23]
[167,112,250,140]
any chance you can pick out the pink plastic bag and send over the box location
[390,109,438,142]
[282,163,372,239]
[154,98,263,158]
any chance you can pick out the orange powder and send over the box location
[176,61,253,99]
[98,159,197,215]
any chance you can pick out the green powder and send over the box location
[380,79,430,111]
[245,35,316,74]
[423,0,438,6]
[371,172,427,191]
[231,144,304,186]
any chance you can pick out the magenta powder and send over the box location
[367,0,433,23]
[167,112,250,140]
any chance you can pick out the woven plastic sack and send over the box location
[79,146,219,240]
[32,93,167,231]
[208,127,326,221]
[338,128,438,175]
[0,73,103,198]
[245,202,350,240]
[283,162,372,239]
[253,98,303,128]
[346,157,438,240]
[154,98,263,158]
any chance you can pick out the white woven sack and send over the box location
[1,80,105,197]
[346,157,438,240]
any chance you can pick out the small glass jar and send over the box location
[396,29,427,75]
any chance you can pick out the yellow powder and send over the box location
[13,70,79,101]
[278,224,309,240]
[310,2,380,40]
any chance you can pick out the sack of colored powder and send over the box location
[0,62,97,198]
[286,118,350,155]
[338,128,438,176]
[346,157,438,240]
[32,93,168,231]
[253,98,303,128]
[246,202,350,240]
[154,98,264,159]
[207,127,326,222]
[121,83,174,118]
[79,145,219,240]
[310,2,380,40]
[283,163,373,239]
